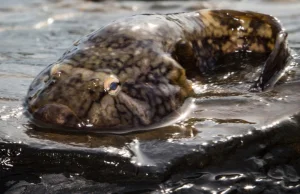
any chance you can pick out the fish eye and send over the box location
[104,75,121,96]
[109,82,119,90]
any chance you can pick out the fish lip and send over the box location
[29,103,82,128]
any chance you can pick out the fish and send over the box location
[25,9,291,132]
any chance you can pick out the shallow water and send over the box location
[1,0,300,193]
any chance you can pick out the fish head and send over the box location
[26,48,192,131]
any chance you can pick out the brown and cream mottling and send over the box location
[25,9,290,131]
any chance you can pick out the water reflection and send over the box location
[25,124,197,148]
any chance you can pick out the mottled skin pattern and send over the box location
[26,9,290,131]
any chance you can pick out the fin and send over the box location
[250,31,291,92]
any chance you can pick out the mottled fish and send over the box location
[25,9,291,132]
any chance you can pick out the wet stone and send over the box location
[3,175,124,194]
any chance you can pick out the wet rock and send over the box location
[3,174,124,194]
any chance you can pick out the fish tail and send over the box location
[251,31,291,91]
[195,10,291,90]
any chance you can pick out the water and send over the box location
[1,0,300,193]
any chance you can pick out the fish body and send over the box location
[26,10,290,131]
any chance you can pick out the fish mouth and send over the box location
[30,103,82,128]
[27,101,144,133]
